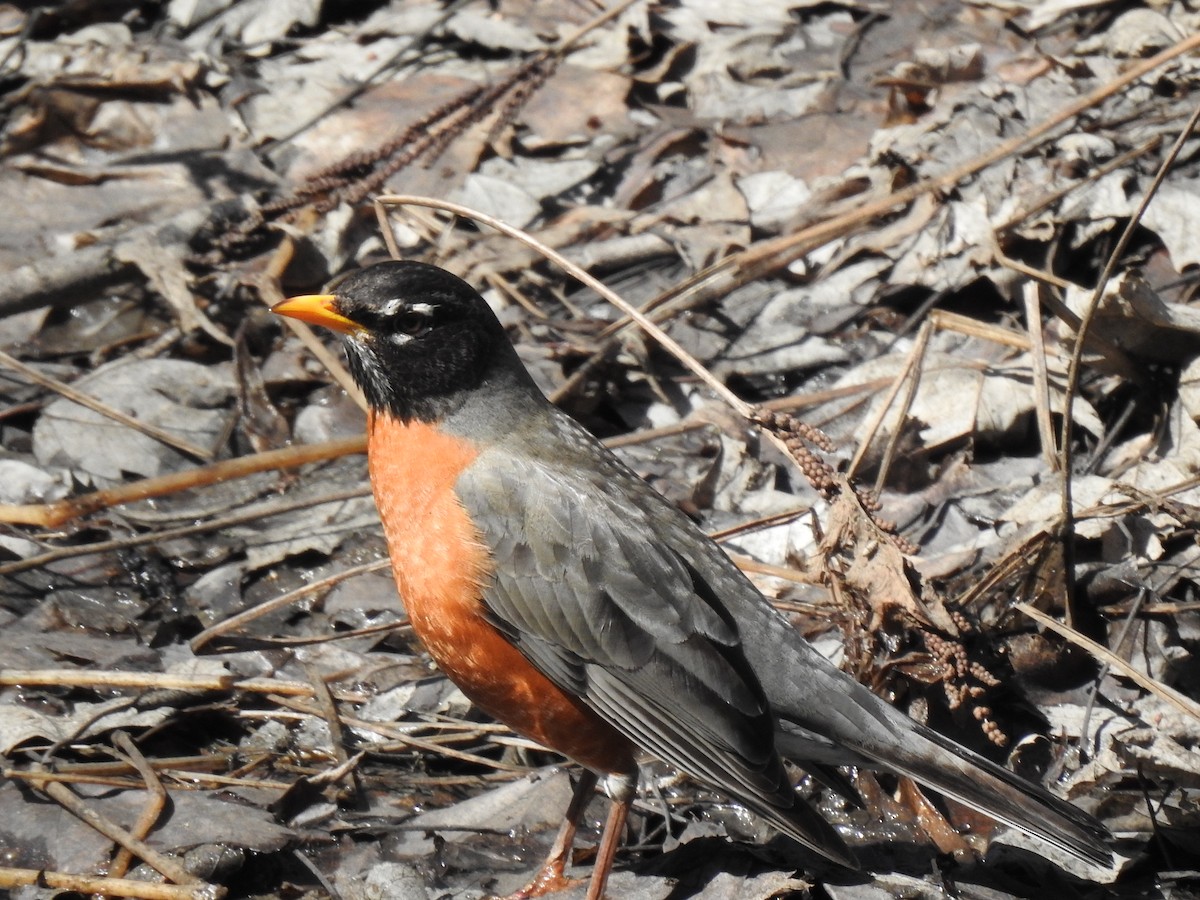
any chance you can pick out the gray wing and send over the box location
[456,410,1109,869]
[455,435,854,866]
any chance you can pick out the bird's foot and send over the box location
[503,857,585,899]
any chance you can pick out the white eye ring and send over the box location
[379,299,436,317]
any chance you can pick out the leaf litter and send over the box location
[1,1,1199,898]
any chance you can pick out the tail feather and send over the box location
[862,717,1112,866]
[774,686,1113,867]
[747,789,860,869]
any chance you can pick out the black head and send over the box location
[273,261,523,423]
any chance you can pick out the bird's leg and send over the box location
[506,769,598,899]
[585,772,635,900]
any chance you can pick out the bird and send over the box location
[272,260,1111,899]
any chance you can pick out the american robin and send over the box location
[272,261,1111,898]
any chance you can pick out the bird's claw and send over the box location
[502,856,585,899]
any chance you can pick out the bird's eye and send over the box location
[396,311,431,337]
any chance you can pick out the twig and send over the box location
[190,558,390,653]
[1022,283,1058,470]
[846,319,930,483]
[0,867,222,900]
[727,552,822,587]
[108,732,169,880]
[252,241,365,409]
[1078,588,1148,752]
[0,485,369,576]
[995,136,1162,234]
[203,616,411,650]
[0,669,367,702]
[1058,98,1200,601]
[269,694,528,773]
[0,435,365,528]
[1015,602,1200,724]
[20,754,284,792]
[0,348,214,461]
[601,418,710,449]
[305,664,351,767]
[374,195,753,417]
[29,777,201,887]
[761,377,894,414]
[11,754,228,777]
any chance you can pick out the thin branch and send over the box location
[0,868,222,900]
[29,777,201,888]
[1023,283,1059,470]
[0,485,370,576]
[0,435,365,528]
[0,348,215,461]
[108,732,168,880]
[1016,602,1200,725]
[1058,99,1200,597]
[190,558,391,653]
[374,194,753,417]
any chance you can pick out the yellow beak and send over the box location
[271,294,363,335]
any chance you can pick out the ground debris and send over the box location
[2,1,1199,898]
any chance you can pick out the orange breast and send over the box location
[367,411,635,775]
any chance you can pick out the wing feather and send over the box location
[456,435,855,865]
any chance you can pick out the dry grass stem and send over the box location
[0,435,366,528]
[0,485,370,576]
[0,668,367,703]
[190,558,391,653]
[374,194,753,417]
[31,778,202,887]
[1022,284,1059,469]
[1059,99,1200,528]
[996,136,1162,234]
[253,256,366,409]
[0,348,214,461]
[108,732,168,879]
[268,694,528,773]
[846,319,929,482]
[1016,602,1200,724]
[0,868,223,900]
